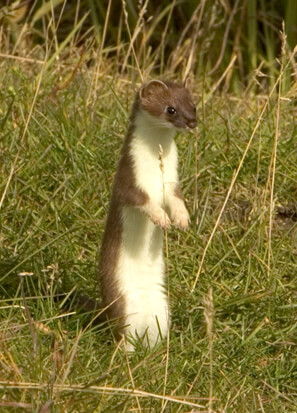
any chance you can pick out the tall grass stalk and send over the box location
[159,144,171,413]
[267,41,283,279]
[203,288,214,413]
[120,0,146,81]
[247,0,257,72]
[86,0,112,106]
[191,66,284,292]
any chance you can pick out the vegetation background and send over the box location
[1,0,297,412]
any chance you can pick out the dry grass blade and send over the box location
[184,0,206,80]
[120,0,146,81]
[159,144,170,413]
[0,381,207,409]
[191,66,283,292]
[207,0,240,76]
[20,275,37,358]
[0,58,46,210]
[203,288,214,413]
[203,55,237,105]
[49,44,87,98]
[38,400,53,413]
[267,27,285,277]
[124,345,142,411]
[44,12,89,72]
[0,401,32,409]
[60,330,83,385]
[86,0,112,106]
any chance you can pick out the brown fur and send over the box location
[99,99,149,330]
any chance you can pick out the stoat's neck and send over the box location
[133,109,175,156]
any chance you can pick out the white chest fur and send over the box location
[130,110,178,205]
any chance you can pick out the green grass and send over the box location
[1,54,297,412]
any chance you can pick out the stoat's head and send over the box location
[139,79,197,130]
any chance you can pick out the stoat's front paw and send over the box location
[143,202,171,229]
[170,201,190,231]
[151,208,171,229]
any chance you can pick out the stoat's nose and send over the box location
[187,119,197,129]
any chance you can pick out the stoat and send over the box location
[99,79,197,350]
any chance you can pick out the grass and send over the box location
[4,1,297,91]
[1,25,297,413]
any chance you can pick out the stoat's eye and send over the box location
[166,106,176,115]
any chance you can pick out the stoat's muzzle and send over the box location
[186,118,197,129]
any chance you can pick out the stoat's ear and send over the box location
[140,80,168,99]
[184,77,191,90]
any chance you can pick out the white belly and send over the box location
[116,206,169,348]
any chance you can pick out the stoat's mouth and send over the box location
[174,123,191,131]
[173,120,197,131]
[172,121,187,130]
[185,124,197,131]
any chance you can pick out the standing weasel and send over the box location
[99,80,197,349]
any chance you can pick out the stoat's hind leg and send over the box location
[124,299,169,351]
